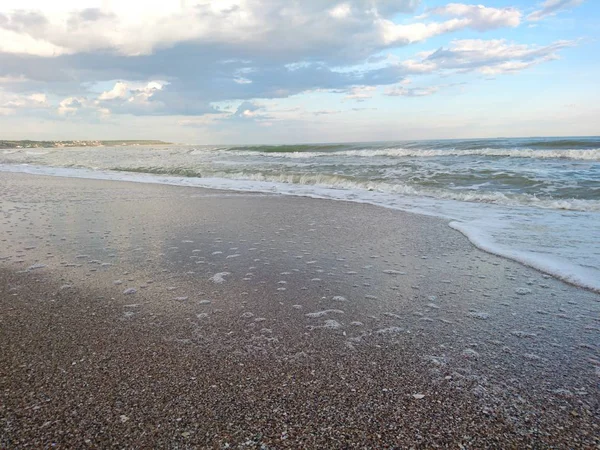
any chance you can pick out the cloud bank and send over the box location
[0,0,586,132]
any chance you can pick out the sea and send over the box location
[1,137,599,292]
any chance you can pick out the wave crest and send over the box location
[221,147,600,161]
[109,166,600,212]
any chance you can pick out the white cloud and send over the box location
[380,19,467,45]
[0,1,522,58]
[127,81,165,103]
[345,85,376,101]
[93,80,167,115]
[19,80,168,119]
[313,109,342,115]
[27,93,47,103]
[0,75,29,84]
[478,60,539,75]
[0,1,581,128]
[229,101,272,121]
[399,39,576,76]
[380,3,520,46]
[241,109,260,118]
[0,28,67,57]
[426,3,522,30]
[178,112,230,127]
[233,77,252,84]
[98,81,129,100]
[57,96,86,115]
[386,85,440,97]
[329,3,352,19]
[0,91,48,114]
[528,0,585,21]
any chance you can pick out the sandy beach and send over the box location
[1,172,598,448]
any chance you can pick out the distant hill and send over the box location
[0,140,171,149]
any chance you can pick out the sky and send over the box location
[0,0,598,144]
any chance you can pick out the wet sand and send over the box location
[1,172,598,448]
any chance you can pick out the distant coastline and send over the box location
[0,140,171,149]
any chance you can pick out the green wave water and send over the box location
[1,136,599,210]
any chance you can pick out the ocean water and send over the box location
[2,137,599,291]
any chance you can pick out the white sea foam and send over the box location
[149,170,600,212]
[2,163,599,292]
[468,311,490,320]
[305,309,345,318]
[376,327,404,335]
[227,147,600,161]
[322,319,342,329]
[210,272,230,284]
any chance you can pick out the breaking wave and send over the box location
[222,147,600,160]
[110,166,600,212]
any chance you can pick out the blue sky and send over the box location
[0,0,597,143]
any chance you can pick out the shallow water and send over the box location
[1,136,599,291]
